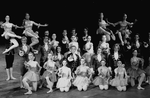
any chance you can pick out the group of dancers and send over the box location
[1,12,150,95]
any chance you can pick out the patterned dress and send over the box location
[42,60,57,82]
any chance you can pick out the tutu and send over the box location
[56,77,71,88]
[42,71,57,82]
[110,77,128,87]
[23,70,39,82]
[93,76,108,85]
[73,76,90,87]
[145,66,150,76]
[127,68,145,79]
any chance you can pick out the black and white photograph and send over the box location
[0,1,150,98]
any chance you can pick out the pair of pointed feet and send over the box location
[6,77,16,81]
[137,86,144,90]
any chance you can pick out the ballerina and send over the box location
[56,60,72,92]
[0,15,22,54]
[22,13,48,52]
[93,60,112,90]
[110,60,129,91]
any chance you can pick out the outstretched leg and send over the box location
[137,73,145,90]
[3,39,19,54]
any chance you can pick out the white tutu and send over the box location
[56,77,71,88]
[73,76,90,87]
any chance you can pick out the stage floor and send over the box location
[0,46,150,98]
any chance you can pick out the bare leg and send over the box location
[6,32,22,39]
[6,69,10,81]
[3,39,19,54]
[118,32,124,46]
[10,67,16,80]
[32,82,38,91]
[77,86,82,91]
[130,78,135,87]
[46,77,53,93]
[137,73,145,90]
[22,78,32,94]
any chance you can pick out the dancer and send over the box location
[84,36,94,55]
[113,14,137,45]
[82,28,89,42]
[110,60,129,91]
[0,15,22,54]
[96,13,115,42]
[40,53,57,93]
[93,60,112,90]
[56,60,72,92]
[127,49,145,90]
[22,13,48,51]
[73,58,93,91]
[22,52,41,94]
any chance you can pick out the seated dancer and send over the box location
[18,36,31,88]
[112,14,137,45]
[40,53,57,93]
[22,52,41,95]
[56,60,72,92]
[96,13,115,42]
[73,58,94,91]
[110,60,129,91]
[22,13,48,52]
[93,60,112,90]
[0,15,22,54]
[127,49,145,90]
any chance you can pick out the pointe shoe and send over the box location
[2,49,9,54]
[24,91,32,95]
[6,78,10,81]
[137,86,145,90]
[11,77,16,80]
[47,89,53,93]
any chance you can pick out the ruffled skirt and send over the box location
[42,71,57,82]
[23,70,39,82]
[56,77,71,88]
[93,76,108,85]
[73,76,90,87]
[110,77,128,87]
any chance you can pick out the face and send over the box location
[57,47,61,53]
[28,53,34,60]
[102,35,107,42]
[81,59,85,65]
[101,60,106,66]
[63,30,67,35]
[97,48,102,54]
[100,13,104,19]
[87,36,91,42]
[25,13,30,19]
[45,31,49,36]
[123,14,127,20]
[52,34,56,39]
[48,53,53,60]
[5,16,10,22]
[135,34,139,40]
[114,45,119,51]
[62,60,67,66]
[84,29,88,34]
[133,50,138,56]
[117,61,122,67]
[71,46,76,53]
[44,37,49,43]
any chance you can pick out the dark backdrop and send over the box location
[0,1,149,46]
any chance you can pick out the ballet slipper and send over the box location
[47,89,53,93]
[2,49,9,54]
[6,77,10,81]
[137,86,144,90]
[11,77,16,80]
[24,90,32,95]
